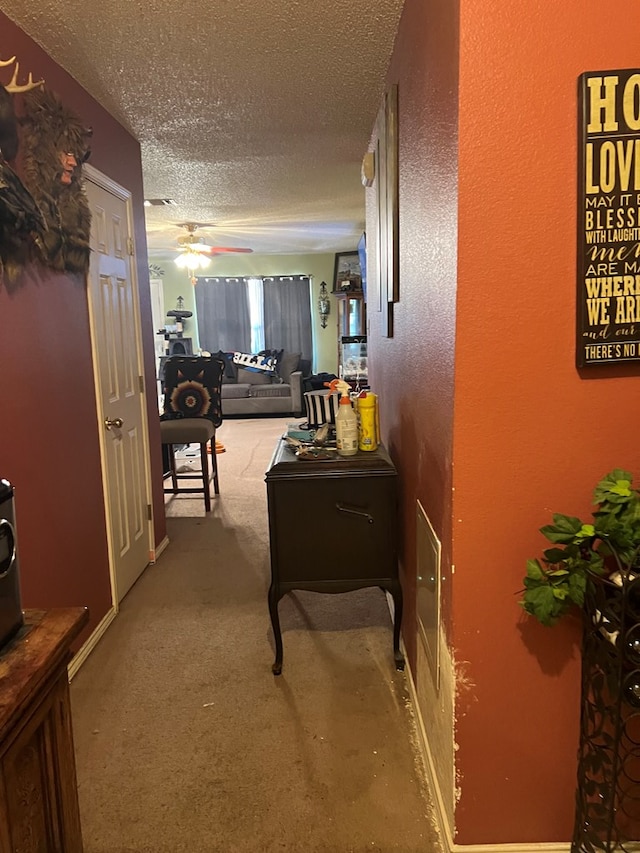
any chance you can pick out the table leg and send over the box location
[390,580,405,671]
[268,583,283,675]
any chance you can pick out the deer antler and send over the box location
[0,57,44,93]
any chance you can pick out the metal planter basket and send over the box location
[572,569,640,852]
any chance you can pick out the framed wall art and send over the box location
[577,69,640,367]
[332,250,362,293]
[385,83,399,305]
[374,83,399,338]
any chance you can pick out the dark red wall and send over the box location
[369,0,459,685]
[0,14,165,643]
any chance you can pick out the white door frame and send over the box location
[84,162,155,608]
[149,277,165,408]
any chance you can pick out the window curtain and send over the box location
[195,277,251,353]
[263,276,312,361]
[246,277,265,353]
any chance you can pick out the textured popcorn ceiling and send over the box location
[2,1,403,255]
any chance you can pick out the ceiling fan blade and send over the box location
[174,224,252,256]
[209,247,253,254]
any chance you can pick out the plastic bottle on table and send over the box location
[357,391,378,451]
[326,379,358,457]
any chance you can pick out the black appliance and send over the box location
[0,479,24,649]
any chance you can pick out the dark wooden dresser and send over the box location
[265,439,404,674]
[0,607,89,853]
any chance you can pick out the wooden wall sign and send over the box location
[577,69,640,367]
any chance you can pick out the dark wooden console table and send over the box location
[265,439,404,675]
[0,607,89,853]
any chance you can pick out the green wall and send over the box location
[151,252,341,373]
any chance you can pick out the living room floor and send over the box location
[70,416,442,852]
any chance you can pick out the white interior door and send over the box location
[85,165,153,603]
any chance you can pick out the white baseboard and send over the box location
[449,845,570,852]
[68,605,118,680]
[149,534,170,564]
[402,641,571,853]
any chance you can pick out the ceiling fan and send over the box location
[175,223,252,258]
[169,223,253,282]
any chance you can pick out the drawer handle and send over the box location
[335,502,374,523]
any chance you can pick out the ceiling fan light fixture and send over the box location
[175,250,211,270]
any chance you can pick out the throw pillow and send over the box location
[233,351,278,374]
[258,348,284,369]
[214,350,238,382]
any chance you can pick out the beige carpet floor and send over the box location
[70,417,442,853]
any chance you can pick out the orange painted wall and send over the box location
[373,0,640,846]
[0,14,165,646]
[454,0,640,844]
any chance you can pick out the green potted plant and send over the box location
[520,469,640,626]
[521,470,640,851]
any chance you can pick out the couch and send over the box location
[215,350,306,417]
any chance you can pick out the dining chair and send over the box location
[160,355,225,511]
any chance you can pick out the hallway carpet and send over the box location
[70,417,442,853]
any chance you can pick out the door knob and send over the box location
[104,417,124,430]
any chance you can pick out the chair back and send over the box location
[161,355,225,427]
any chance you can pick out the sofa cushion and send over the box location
[221,383,251,399]
[299,358,311,378]
[237,367,271,385]
[160,417,215,444]
[277,352,301,384]
[249,384,292,399]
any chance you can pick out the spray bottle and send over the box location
[326,379,358,457]
[357,391,379,451]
